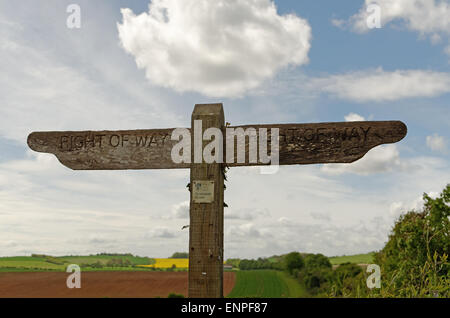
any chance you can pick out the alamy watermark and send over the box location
[67,4,81,29]
[66,264,81,289]
[366,4,381,29]
[171,121,280,174]
[366,264,381,289]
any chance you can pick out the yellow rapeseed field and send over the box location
[139,258,189,269]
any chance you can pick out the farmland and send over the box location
[0,256,65,271]
[0,271,236,298]
[138,258,189,269]
[328,253,375,265]
[227,270,308,298]
[59,254,153,266]
[0,254,155,272]
[0,252,374,272]
[0,255,204,272]
[0,252,370,298]
[0,264,308,298]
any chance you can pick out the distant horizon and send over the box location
[0,251,376,260]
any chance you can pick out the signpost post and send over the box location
[27,103,407,298]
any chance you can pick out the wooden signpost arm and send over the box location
[27,121,406,170]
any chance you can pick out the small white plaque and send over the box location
[192,180,215,203]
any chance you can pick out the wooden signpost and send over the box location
[27,103,407,298]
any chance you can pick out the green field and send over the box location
[328,253,374,265]
[0,254,154,272]
[227,270,308,298]
[59,255,153,266]
[0,252,374,273]
[0,257,65,271]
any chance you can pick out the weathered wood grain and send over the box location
[227,120,407,166]
[27,129,185,170]
[188,104,224,298]
[27,121,407,170]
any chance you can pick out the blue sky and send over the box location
[0,0,449,259]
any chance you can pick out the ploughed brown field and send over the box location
[0,271,236,298]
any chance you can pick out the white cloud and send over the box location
[338,0,450,56]
[277,217,292,225]
[145,227,177,239]
[331,18,346,28]
[389,201,405,218]
[321,144,403,175]
[117,0,312,98]
[310,212,331,222]
[389,191,439,219]
[226,217,392,258]
[0,151,191,257]
[431,33,443,44]
[347,0,450,35]
[226,223,267,241]
[171,201,189,219]
[308,68,450,102]
[445,45,450,57]
[426,133,447,152]
[345,113,366,122]
[389,199,421,219]
[0,11,181,144]
[225,207,270,220]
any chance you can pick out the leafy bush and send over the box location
[171,252,189,259]
[327,263,365,297]
[91,261,103,269]
[304,254,332,271]
[284,252,305,275]
[238,258,276,270]
[225,258,241,268]
[44,256,65,265]
[372,185,450,297]
[96,253,133,257]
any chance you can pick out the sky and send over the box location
[0,0,449,259]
